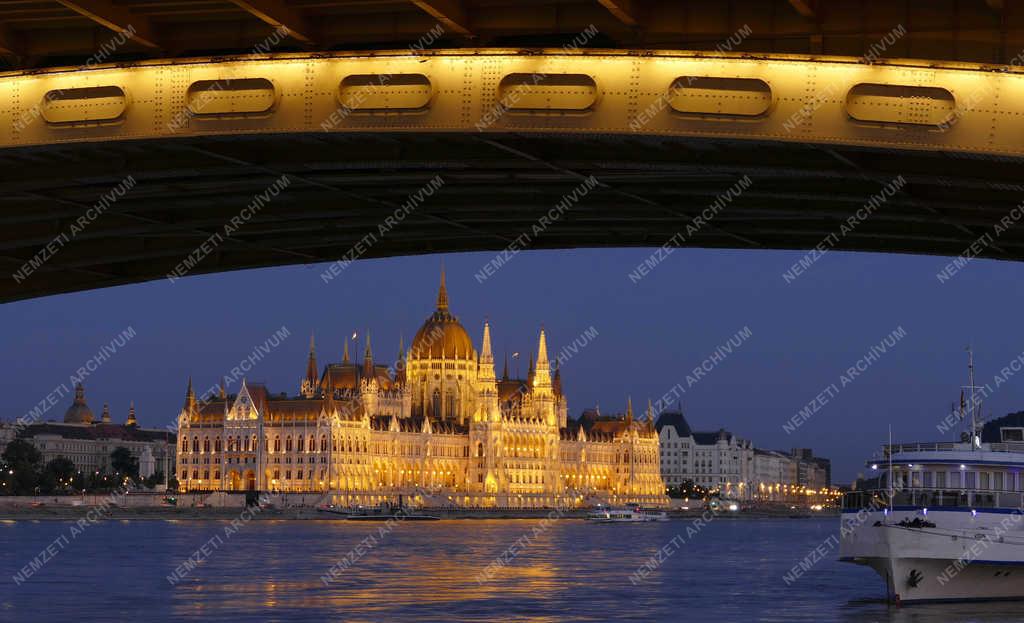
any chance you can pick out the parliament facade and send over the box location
[176,271,665,508]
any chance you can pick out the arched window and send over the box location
[243,437,250,452]
[214,437,222,452]
[274,436,281,452]
[226,436,234,452]
[309,435,315,452]
[297,436,304,452]
[203,438,210,453]
[182,437,188,452]
[285,436,293,452]
[446,391,456,419]
[192,437,199,452]
[431,389,441,418]
[321,436,327,452]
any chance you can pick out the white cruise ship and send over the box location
[840,351,1024,603]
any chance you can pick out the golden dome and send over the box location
[64,383,94,424]
[410,268,475,361]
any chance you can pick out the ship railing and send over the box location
[882,441,1024,456]
[843,488,1024,511]
[882,442,958,455]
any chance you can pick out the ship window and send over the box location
[965,471,977,489]
[1002,428,1024,442]
[936,471,946,488]
[980,472,991,490]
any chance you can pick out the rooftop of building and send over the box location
[17,421,175,443]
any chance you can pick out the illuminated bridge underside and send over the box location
[2,51,1024,301]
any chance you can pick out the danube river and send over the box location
[0,517,1020,622]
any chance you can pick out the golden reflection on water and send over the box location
[170,520,574,621]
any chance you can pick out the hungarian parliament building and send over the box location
[176,271,665,508]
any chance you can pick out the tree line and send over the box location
[0,439,178,495]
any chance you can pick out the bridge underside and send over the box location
[3,131,1023,302]
[2,0,1023,69]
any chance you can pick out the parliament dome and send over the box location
[410,270,475,361]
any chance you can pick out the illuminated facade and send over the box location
[175,271,665,508]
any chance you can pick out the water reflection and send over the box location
[0,518,1022,622]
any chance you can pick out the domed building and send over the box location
[2,383,176,481]
[406,270,481,424]
[175,268,665,508]
[63,383,94,424]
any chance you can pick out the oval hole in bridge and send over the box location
[846,83,956,127]
[186,78,277,117]
[668,77,772,117]
[40,86,127,126]
[496,73,598,112]
[337,74,433,112]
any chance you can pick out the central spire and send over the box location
[479,320,496,383]
[532,327,552,392]
[436,264,449,311]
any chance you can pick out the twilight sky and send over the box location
[2,247,1022,483]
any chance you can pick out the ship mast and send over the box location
[887,425,893,514]
[963,346,983,450]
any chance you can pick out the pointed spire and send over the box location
[363,330,374,378]
[101,403,111,423]
[481,319,493,360]
[646,398,654,423]
[304,330,319,396]
[502,351,509,381]
[626,396,634,422]
[532,327,552,391]
[343,337,350,363]
[184,376,197,413]
[127,401,137,426]
[220,377,227,399]
[479,320,496,383]
[436,263,449,311]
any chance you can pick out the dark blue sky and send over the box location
[3,248,1022,483]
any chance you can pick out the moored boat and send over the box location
[587,503,668,522]
[317,496,440,521]
[840,349,1024,603]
